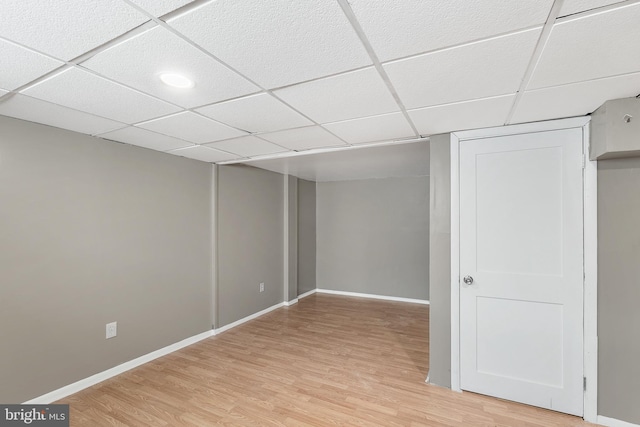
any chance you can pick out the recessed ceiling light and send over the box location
[159,73,194,88]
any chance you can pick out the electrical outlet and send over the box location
[259,282,265,292]
[106,321,117,339]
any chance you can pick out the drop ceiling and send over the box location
[0,0,639,175]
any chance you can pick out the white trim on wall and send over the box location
[449,116,597,419]
[23,289,429,405]
[297,289,317,299]
[24,300,288,405]
[583,121,599,424]
[215,302,285,335]
[316,288,429,305]
[450,133,461,392]
[23,329,215,405]
[597,416,640,427]
[283,174,290,305]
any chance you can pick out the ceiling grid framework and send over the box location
[0,0,638,169]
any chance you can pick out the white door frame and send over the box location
[449,117,598,422]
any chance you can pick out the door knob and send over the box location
[463,275,474,285]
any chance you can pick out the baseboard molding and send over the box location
[23,329,215,404]
[297,289,317,299]
[316,289,430,305]
[214,302,284,335]
[22,291,427,405]
[598,415,640,427]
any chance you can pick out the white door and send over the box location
[459,128,584,416]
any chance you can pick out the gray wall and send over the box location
[427,134,452,388]
[287,176,298,302]
[217,165,284,327]
[316,176,429,300]
[297,178,316,295]
[0,116,213,403]
[597,158,640,425]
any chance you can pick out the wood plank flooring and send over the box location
[60,294,599,426]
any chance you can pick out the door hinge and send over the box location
[583,376,587,391]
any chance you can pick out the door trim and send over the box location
[449,117,597,422]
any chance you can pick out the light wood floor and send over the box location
[60,294,599,426]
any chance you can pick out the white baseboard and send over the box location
[23,329,215,404]
[214,302,284,335]
[598,415,640,427]
[297,289,317,299]
[22,291,427,405]
[315,289,430,305]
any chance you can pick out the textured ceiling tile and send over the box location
[127,0,194,17]
[323,112,415,144]
[0,39,63,91]
[512,72,640,124]
[22,67,180,123]
[0,0,148,60]
[408,95,515,136]
[97,125,194,151]
[196,93,312,133]
[168,1,371,88]
[349,0,554,62]
[206,136,288,157]
[384,29,540,110]
[83,26,258,108]
[273,67,399,124]
[559,0,623,17]
[136,111,247,143]
[168,145,241,162]
[0,93,126,135]
[259,126,347,151]
[529,4,640,89]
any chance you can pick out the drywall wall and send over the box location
[427,134,452,388]
[597,157,640,425]
[217,165,284,326]
[316,176,429,300]
[297,178,316,295]
[287,175,298,302]
[0,116,213,403]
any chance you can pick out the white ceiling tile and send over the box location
[385,29,540,110]
[127,0,194,17]
[273,68,399,124]
[0,0,148,60]
[196,93,312,133]
[97,126,194,151]
[168,145,241,163]
[349,0,554,62]
[168,1,371,88]
[512,72,640,124]
[0,39,63,91]
[259,126,347,151]
[529,4,640,89]
[0,89,7,96]
[0,94,126,135]
[83,26,259,108]
[137,111,247,144]
[206,136,289,158]
[559,0,623,17]
[408,95,515,136]
[22,68,180,123]
[323,112,415,144]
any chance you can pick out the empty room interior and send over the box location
[1,0,640,426]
